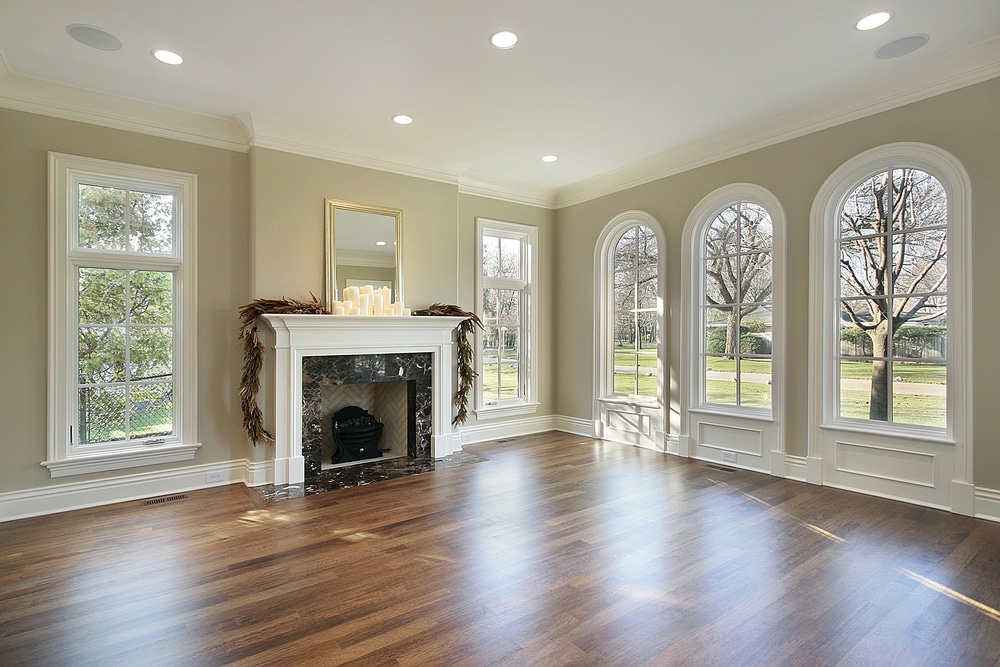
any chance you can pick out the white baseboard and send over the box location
[975,487,1000,522]
[458,415,577,445]
[0,459,248,522]
[784,454,808,482]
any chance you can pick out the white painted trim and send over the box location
[0,459,248,523]
[592,211,667,450]
[42,444,201,478]
[474,218,539,417]
[679,184,786,476]
[0,74,247,152]
[47,153,199,476]
[784,455,808,482]
[808,142,974,512]
[458,415,563,445]
[975,487,1000,523]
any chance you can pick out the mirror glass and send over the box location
[325,199,403,308]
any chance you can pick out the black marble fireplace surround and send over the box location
[301,352,432,479]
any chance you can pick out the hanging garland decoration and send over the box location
[413,303,484,426]
[238,297,483,444]
[238,295,329,445]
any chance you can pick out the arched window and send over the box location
[595,211,665,451]
[703,201,774,410]
[681,185,785,473]
[809,143,973,513]
[611,224,659,398]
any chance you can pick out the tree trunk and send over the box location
[726,313,740,359]
[868,322,890,421]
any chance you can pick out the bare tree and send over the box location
[838,168,947,421]
[705,203,773,357]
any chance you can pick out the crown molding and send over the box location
[0,74,247,152]
[457,170,557,209]
[554,36,1000,209]
[2,33,997,212]
[236,112,469,187]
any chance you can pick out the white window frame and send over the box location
[46,153,200,477]
[682,184,785,420]
[594,211,666,407]
[808,142,973,493]
[474,218,539,419]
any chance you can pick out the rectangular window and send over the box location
[47,154,200,477]
[475,218,538,419]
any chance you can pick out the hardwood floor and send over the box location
[2,432,999,666]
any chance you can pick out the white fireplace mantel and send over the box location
[257,314,466,486]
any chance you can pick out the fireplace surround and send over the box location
[256,314,466,486]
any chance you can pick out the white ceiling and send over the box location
[1,1,998,207]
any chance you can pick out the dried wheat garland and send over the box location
[238,298,482,444]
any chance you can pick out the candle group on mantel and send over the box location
[332,285,411,317]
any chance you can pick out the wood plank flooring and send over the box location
[2,432,1000,666]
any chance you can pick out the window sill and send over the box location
[820,422,954,446]
[42,443,202,478]
[689,406,774,423]
[474,402,540,421]
[598,395,661,410]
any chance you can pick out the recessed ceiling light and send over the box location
[66,24,122,51]
[152,49,183,65]
[375,241,387,246]
[491,31,518,49]
[856,11,892,31]
[392,114,413,125]
[541,155,558,163]
[875,34,929,59]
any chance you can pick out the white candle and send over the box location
[373,294,384,316]
[342,299,353,312]
[359,294,370,315]
[402,308,411,316]
[334,306,345,316]
[351,308,361,316]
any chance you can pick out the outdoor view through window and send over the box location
[837,168,948,428]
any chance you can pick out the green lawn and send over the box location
[840,387,946,427]
[705,358,945,385]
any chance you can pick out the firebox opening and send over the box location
[320,380,411,471]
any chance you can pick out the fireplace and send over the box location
[255,314,465,486]
[301,352,432,478]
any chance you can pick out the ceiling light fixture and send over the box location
[856,11,892,31]
[66,24,122,51]
[392,114,413,125]
[541,155,558,163]
[375,241,387,246]
[152,49,183,65]
[490,31,518,49]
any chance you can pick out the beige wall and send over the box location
[0,107,250,494]
[554,77,1000,488]
[2,76,998,500]
[248,148,460,308]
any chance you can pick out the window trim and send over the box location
[681,184,785,423]
[594,211,666,408]
[473,217,539,420]
[46,153,200,477]
[808,142,972,480]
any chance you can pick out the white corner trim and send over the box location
[0,458,248,523]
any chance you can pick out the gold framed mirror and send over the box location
[324,199,403,308]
